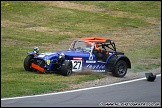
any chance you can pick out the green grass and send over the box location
[1,1,149,34]
[125,44,161,72]
[71,1,161,18]
[1,27,70,44]
[1,1,161,98]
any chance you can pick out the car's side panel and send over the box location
[69,53,106,72]
[65,51,91,72]
[105,55,118,72]
[83,53,106,72]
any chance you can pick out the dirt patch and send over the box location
[2,1,160,40]
[25,26,76,36]
[2,21,160,52]
[144,17,161,25]
[37,1,96,12]
[25,26,59,34]
[36,1,160,24]
[1,20,27,28]
[1,19,78,37]
[1,38,20,46]
[22,21,160,52]
[94,23,161,52]
[1,38,35,48]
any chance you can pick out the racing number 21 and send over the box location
[72,60,82,71]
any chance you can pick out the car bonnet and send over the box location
[34,50,90,60]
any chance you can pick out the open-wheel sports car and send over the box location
[24,37,131,77]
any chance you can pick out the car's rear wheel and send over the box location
[112,60,127,77]
[24,55,34,72]
[61,61,72,76]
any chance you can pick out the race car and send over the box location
[24,37,131,77]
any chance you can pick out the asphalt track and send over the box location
[1,74,161,107]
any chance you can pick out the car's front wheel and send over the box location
[24,55,34,72]
[61,60,72,76]
[112,60,127,77]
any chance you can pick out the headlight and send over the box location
[33,46,39,54]
[59,53,65,59]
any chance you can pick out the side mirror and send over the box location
[145,73,156,81]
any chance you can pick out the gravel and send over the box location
[70,67,161,89]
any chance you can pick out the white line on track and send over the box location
[1,74,161,101]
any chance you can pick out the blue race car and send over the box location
[24,37,131,77]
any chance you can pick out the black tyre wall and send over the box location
[61,60,72,76]
[24,55,33,71]
[112,60,127,77]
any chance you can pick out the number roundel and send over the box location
[72,60,82,71]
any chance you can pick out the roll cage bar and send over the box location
[80,37,117,52]
[96,40,116,52]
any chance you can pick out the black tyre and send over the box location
[24,55,34,71]
[61,61,72,76]
[112,60,127,77]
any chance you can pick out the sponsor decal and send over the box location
[73,57,82,60]
[88,52,93,60]
[38,54,45,57]
[86,60,96,63]
[93,70,105,72]
[41,52,56,55]
[86,64,105,70]
[46,60,50,65]
[38,53,56,57]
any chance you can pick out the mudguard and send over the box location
[27,52,35,55]
[106,55,131,72]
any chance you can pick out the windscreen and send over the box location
[69,40,94,52]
